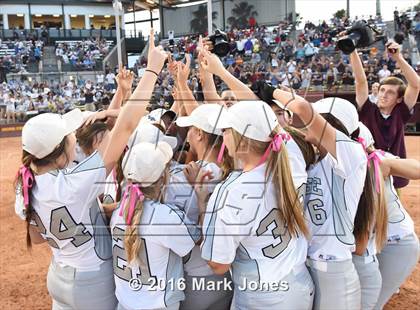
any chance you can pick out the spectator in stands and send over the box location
[378,64,391,82]
[5,91,16,124]
[368,82,380,104]
[351,43,420,190]
[105,70,116,91]
[311,70,324,91]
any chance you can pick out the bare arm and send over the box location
[197,37,221,103]
[207,261,231,275]
[349,50,369,108]
[200,48,258,101]
[177,54,199,116]
[98,29,167,175]
[388,42,420,110]
[380,158,420,180]
[273,88,337,158]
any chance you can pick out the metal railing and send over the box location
[0,28,124,41]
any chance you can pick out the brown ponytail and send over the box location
[284,126,316,169]
[320,113,388,252]
[353,147,388,251]
[76,121,109,156]
[14,137,68,249]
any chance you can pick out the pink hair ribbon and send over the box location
[119,183,144,225]
[217,142,226,163]
[258,132,291,165]
[357,137,367,151]
[18,166,34,208]
[367,150,385,193]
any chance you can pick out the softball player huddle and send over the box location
[14,29,419,310]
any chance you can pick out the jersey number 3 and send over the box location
[256,208,291,259]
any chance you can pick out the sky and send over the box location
[296,0,418,23]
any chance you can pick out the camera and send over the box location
[208,29,230,57]
[337,20,383,54]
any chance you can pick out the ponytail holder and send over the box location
[367,150,385,193]
[258,132,290,165]
[18,166,34,208]
[217,142,226,163]
[119,183,144,225]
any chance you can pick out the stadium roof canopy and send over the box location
[0,0,210,11]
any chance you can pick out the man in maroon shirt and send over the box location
[350,42,420,189]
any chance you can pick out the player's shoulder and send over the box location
[147,200,187,225]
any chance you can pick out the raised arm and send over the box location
[387,42,420,110]
[105,65,134,127]
[176,54,199,116]
[273,88,337,158]
[349,49,369,108]
[380,158,420,180]
[200,48,258,101]
[198,37,221,104]
[98,29,168,174]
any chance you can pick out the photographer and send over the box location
[351,42,420,190]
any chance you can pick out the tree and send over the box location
[333,9,346,20]
[190,4,218,34]
[227,1,258,29]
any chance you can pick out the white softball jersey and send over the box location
[28,151,112,271]
[165,160,222,277]
[110,200,200,310]
[103,169,119,204]
[201,163,308,285]
[380,153,415,242]
[304,130,367,261]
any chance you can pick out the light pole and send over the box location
[346,0,350,18]
[376,0,381,17]
[113,0,123,68]
[207,0,213,35]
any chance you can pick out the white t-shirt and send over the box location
[110,201,199,309]
[201,164,308,286]
[106,73,116,85]
[18,151,111,271]
[378,69,391,82]
[165,161,222,277]
[304,130,367,261]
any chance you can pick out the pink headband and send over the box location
[18,166,34,208]
[119,183,145,225]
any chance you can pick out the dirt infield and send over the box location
[0,136,419,309]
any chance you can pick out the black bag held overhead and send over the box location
[336,20,383,54]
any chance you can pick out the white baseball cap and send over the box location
[208,101,279,142]
[313,97,359,135]
[123,141,173,185]
[127,119,178,150]
[145,108,176,130]
[176,104,223,135]
[358,122,375,147]
[22,109,84,159]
